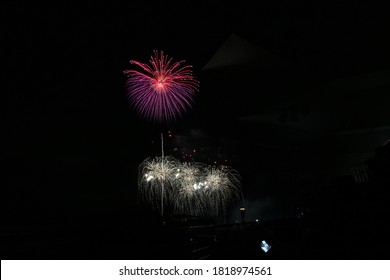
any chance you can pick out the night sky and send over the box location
[6,1,390,259]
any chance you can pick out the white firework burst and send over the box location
[137,155,243,219]
[138,156,180,211]
[204,165,243,216]
[173,162,207,216]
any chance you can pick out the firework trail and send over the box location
[123,50,199,122]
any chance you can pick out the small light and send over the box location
[240,207,245,211]
[261,240,271,253]
[146,175,154,182]
[256,219,259,222]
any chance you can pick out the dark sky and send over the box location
[7,1,390,226]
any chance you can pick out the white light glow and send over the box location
[261,240,271,253]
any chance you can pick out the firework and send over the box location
[138,156,180,212]
[173,162,208,216]
[203,165,243,216]
[123,50,199,122]
[138,155,243,218]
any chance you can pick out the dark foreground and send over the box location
[2,207,389,260]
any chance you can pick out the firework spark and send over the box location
[123,50,199,122]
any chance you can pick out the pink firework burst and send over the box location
[123,50,199,122]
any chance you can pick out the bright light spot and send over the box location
[261,240,271,253]
[146,175,154,182]
[240,207,245,211]
[256,219,259,222]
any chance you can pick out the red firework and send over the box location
[123,50,199,122]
